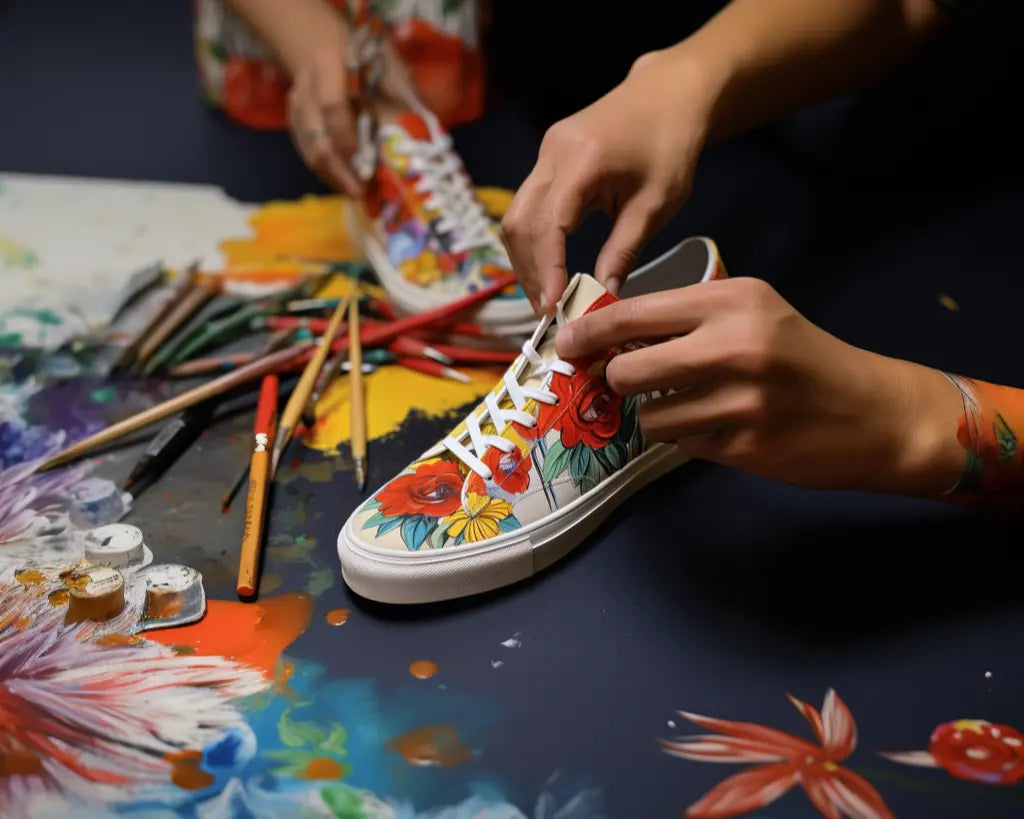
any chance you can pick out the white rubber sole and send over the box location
[338,442,687,605]
[343,200,537,337]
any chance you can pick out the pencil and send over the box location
[269,296,349,476]
[35,340,313,472]
[135,269,218,371]
[237,374,279,599]
[219,329,298,512]
[109,262,193,375]
[348,297,367,491]
[395,356,471,383]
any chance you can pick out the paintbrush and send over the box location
[298,295,352,430]
[348,297,367,491]
[35,340,314,472]
[269,296,349,477]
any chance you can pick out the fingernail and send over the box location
[538,293,550,316]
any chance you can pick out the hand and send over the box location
[501,47,714,317]
[288,37,365,197]
[287,25,416,197]
[555,276,966,497]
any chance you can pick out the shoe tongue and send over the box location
[521,273,616,391]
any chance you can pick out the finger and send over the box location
[593,194,663,295]
[310,55,364,196]
[501,170,552,316]
[603,331,723,396]
[529,180,591,315]
[291,91,361,196]
[638,382,758,443]
[556,282,724,359]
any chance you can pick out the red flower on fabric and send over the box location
[538,370,622,451]
[662,689,894,819]
[883,719,1024,786]
[375,459,464,518]
[467,446,533,496]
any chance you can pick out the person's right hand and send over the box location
[288,35,366,198]
[287,21,419,198]
[501,47,717,317]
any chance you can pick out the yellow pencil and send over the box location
[348,297,367,490]
[270,293,349,476]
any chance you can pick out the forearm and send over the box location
[224,0,347,77]
[664,0,949,142]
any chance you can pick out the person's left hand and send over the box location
[555,276,965,496]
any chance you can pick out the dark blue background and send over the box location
[3,2,1024,817]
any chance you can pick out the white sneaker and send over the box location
[346,107,536,336]
[338,236,727,603]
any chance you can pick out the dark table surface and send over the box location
[3,2,1024,818]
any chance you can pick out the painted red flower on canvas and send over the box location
[467,446,533,496]
[376,458,464,518]
[661,689,894,819]
[883,719,1024,785]
[537,371,622,451]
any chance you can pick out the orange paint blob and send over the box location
[325,608,350,626]
[144,592,313,679]
[171,644,197,656]
[302,756,345,780]
[13,617,32,630]
[0,749,44,778]
[386,725,472,768]
[409,660,438,679]
[47,589,68,607]
[15,569,46,585]
[97,634,143,647]
[164,750,214,790]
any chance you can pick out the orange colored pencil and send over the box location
[237,374,278,599]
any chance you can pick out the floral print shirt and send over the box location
[192,0,485,131]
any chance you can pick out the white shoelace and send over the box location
[382,122,503,255]
[441,337,575,483]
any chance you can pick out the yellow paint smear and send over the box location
[219,195,360,268]
[304,364,501,453]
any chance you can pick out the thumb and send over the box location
[593,196,660,295]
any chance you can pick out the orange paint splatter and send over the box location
[97,634,143,647]
[302,757,345,780]
[47,589,68,607]
[145,592,313,679]
[171,644,196,656]
[409,660,438,679]
[14,617,32,630]
[325,608,349,626]
[15,570,45,585]
[386,725,472,768]
[0,749,44,778]
[164,750,214,790]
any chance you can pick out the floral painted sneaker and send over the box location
[338,236,727,604]
[345,107,536,336]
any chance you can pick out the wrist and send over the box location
[860,354,965,498]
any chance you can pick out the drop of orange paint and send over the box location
[15,569,46,585]
[386,725,472,768]
[14,617,32,630]
[325,608,349,626]
[164,750,214,790]
[47,589,69,607]
[144,592,314,679]
[409,660,438,679]
[0,749,44,778]
[302,756,345,780]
